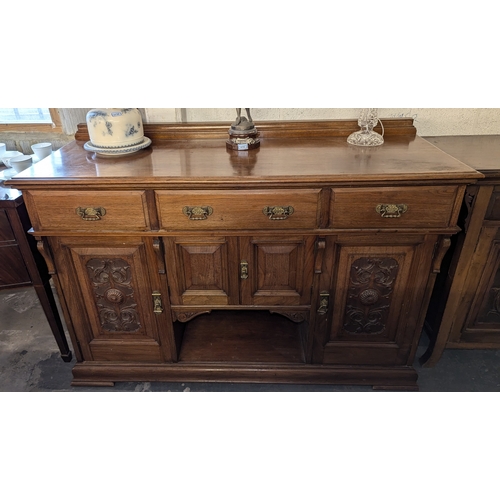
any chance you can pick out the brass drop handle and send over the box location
[152,291,163,314]
[263,206,294,220]
[240,260,249,280]
[183,206,213,220]
[76,207,106,221]
[375,204,408,218]
[317,292,330,315]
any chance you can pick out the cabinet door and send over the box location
[460,226,500,343]
[239,236,316,306]
[53,237,175,362]
[318,234,436,365]
[165,236,239,306]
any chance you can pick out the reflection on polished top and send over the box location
[5,122,483,188]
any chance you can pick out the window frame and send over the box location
[0,108,62,133]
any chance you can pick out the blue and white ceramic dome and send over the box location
[86,108,144,148]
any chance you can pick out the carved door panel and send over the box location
[239,236,316,306]
[53,237,176,362]
[461,228,500,342]
[164,236,239,306]
[319,234,436,365]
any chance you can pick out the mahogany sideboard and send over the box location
[5,119,481,388]
[422,135,500,366]
[0,182,72,361]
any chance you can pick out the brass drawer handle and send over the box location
[152,291,163,314]
[375,204,408,218]
[76,207,106,221]
[183,206,213,220]
[263,206,294,220]
[240,260,249,280]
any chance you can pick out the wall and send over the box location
[147,109,500,137]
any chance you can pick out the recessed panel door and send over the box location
[239,236,316,306]
[165,236,239,306]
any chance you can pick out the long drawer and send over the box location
[26,190,151,232]
[330,186,460,229]
[156,189,322,230]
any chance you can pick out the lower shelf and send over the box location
[178,310,306,364]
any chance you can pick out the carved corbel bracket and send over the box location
[432,237,452,273]
[152,238,166,274]
[314,238,326,274]
[463,186,479,233]
[35,237,56,275]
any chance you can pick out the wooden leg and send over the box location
[33,281,72,362]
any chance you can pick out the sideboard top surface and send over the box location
[425,135,500,175]
[6,125,482,190]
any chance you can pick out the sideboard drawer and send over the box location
[330,186,459,229]
[156,189,322,230]
[27,190,151,231]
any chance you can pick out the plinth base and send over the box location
[71,361,419,390]
[226,129,260,151]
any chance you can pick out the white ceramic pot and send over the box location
[1,151,23,167]
[9,154,32,173]
[31,142,52,160]
[86,108,144,148]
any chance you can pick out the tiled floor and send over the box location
[1,287,499,392]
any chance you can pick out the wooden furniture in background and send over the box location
[422,135,500,366]
[6,120,481,388]
[0,182,72,361]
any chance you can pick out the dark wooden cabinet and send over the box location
[421,135,500,366]
[0,183,72,361]
[6,120,482,388]
[0,207,32,287]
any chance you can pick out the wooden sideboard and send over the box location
[5,120,481,388]
[0,182,72,361]
[422,135,500,366]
